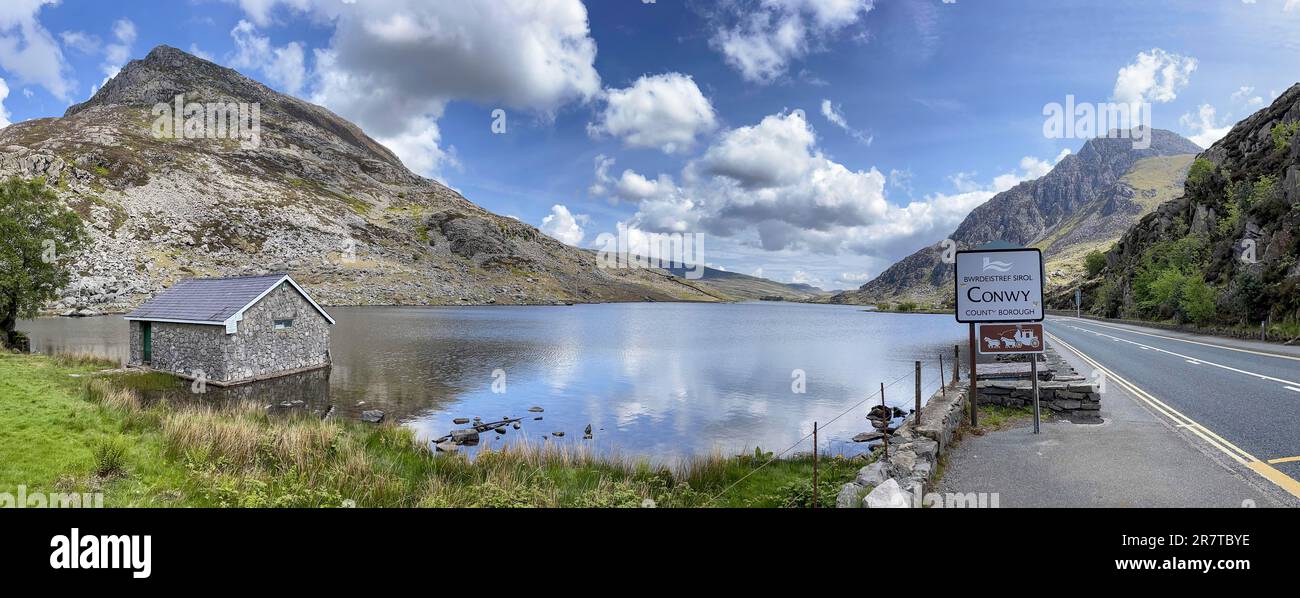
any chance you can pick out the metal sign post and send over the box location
[976,322,1046,433]
[1031,359,1041,434]
[968,323,977,427]
[955,247,1045,432]
[1075,287,1082,318]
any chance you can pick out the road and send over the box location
[1044,316,1300,501]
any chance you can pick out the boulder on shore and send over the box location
[863,478,910,508]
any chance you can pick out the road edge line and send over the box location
[1047,332,1300,499]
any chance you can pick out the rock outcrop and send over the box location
[1101,83,1300,325]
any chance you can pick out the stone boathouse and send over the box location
[124,274,335,386]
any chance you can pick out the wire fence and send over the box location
[707,351,965,506]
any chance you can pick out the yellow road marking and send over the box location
[1048,333,1254,463]
[1268,456,1300,465]
[1046,332,1300,499]
[1247,462,1300,497]
[1054,316,1300,362]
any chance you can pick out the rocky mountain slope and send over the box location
[830,129,1201,306]
[1090,84,1300,327]
[662,266,828,301]
[0,45,721,313]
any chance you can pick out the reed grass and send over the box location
[10,352,866,508]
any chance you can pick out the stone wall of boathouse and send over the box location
[220,282,331,383]
[128,282,331,384]
[128,319,232,382]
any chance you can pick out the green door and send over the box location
[142,322,152,364]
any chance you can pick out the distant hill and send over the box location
[1088,83,1300,331]
[830,129,1201,306]
[663,266,829,301]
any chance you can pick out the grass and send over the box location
[1,352,867,508]
[971,404,1039,433]
[0,353,190,505]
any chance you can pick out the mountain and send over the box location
[662,266,829,301]
[0,45,720,313]
[830,129,1202,306]
[1089,84,1300,328]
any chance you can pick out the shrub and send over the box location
[1091,279,1121,318]
[1273,120,1299,153]
[1217,198,1240,237]
[1186,158,1216,188]
[92,436,128,478]
[1180,275,1217,325]
[1141,268,1187,319]
[1084,250,1107,277]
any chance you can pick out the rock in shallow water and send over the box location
[360,410,385,424]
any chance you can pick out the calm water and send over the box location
[20,302,967,461]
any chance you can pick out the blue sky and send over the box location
[2,0,1299,289]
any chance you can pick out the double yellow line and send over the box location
[1047,331,1300,499]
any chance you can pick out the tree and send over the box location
[0,178,86,348]
[1084,250,1107,278]
[1142,268,1186,319]
[1180,275,1217,326]
[1186,158,1216,189]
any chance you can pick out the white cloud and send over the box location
[609,109,1069,259]
[540,204,588,246]
[820,98,871,144]
[229,20,307,95]
[306,0,600,121]
[188,43,214,62]
[1112,48,1197,104]
[1231,85,1264,107]
[59,30,100,55]
[373,115,456,177]
[0,0,73,100]
[1181,104,1232,149]
[614,169,678,202]
[711,0,875,84]
[236,0,314,27]
[702,109,818,189]
[588,154,616,198]
[1010,149,1071,186]
[238,0,602,177]
[589,73,717,154]
[0,77,11,127]
[790,270,820,285]
[888,168,914,195]
[840,271,872,282]
[98,18,136,86]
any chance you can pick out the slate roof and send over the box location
[124,274,333,325]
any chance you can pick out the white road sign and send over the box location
[955,248,1044,323]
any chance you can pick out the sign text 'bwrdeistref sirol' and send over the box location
[955,248,1044,323]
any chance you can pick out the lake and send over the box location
[20,302,968,462]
